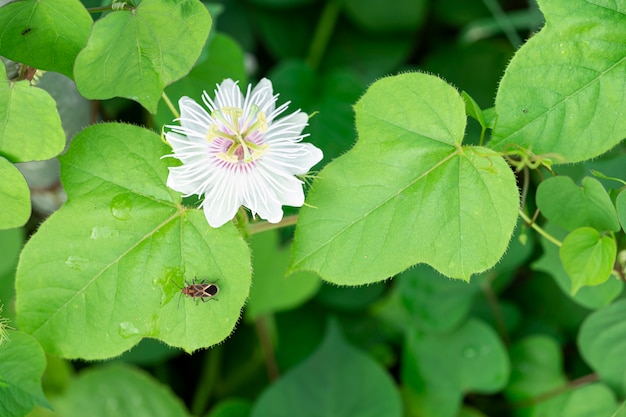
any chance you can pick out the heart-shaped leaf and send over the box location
[74,0,211,113]
[57,365,189,417]
[16,123,250,359]
[0,65,65,162]
[0,0,92,78]
[490,0,626,163]
[290,72,519,284]
[559,227,616,294]
[0,330,51,417]
[533,223,622,309]
[252,320,402,417]
[402,319,509,417]
[537,176,620,232]
[578,299,626,396]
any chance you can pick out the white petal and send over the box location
[177,97,210,139]
[293,143,323,174]
[267,111,308,140]
[249,78,276,116]
[215,79,243,109]
[166,166,202,195]
[201,175,242,228]
[274,176,305,207]
[266,142,323,175]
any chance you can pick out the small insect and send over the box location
[176,278,219,307]
[21,28,31,35]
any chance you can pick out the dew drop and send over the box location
[65,255,89,271]
[462,345,478,359]
[118,322,139,338]
[110,194,133,221]
[90,226,118,240]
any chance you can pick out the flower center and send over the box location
[207,105,269,163]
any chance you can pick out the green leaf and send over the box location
[0,330,51,417]
[506,335,566,396]
[154,33,247,129]
[342,0,427,33]
[0,64,65,162]
[245,231,320,321]
[561,383,618,417]
[74,0,211,113]
[579,299,626,396]
[505,335,568,415]
[0,158,30,230]
[16,123,251,359]
[402,319,509,417]
[507,338,619,417]
[533,223,622,309]
[0,0,92,78]
[0,228,22,281]
[490,0,626,163]
[537,176,620,232]
[57,365,189,417]
[398,265,481,333]
[559,227,617,294]
[462,91,487,130]
[616,189,626,233]
[252,320,402,417]
[290,72,520,284]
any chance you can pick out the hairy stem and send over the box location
[518,209,562,247]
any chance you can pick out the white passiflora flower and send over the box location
[165,78,323,228]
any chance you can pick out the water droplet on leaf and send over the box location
[65,255,89,271]
[110,194,133,220]
[90,226,118,240]
[118,322,139,338]
[462,345,478,359]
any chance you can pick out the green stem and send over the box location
[478,124,487,146]
[518,209,562,247]
[162,91,180,120]
[481,0,522,48]
[481,277,510,346]
[306,0,342,70]
[190,345,222,416]
[248,214,298,235]
[512,373,598,408]
[255,316,280,381]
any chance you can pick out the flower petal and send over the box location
[248,78,276,117]
[167,165,202,196]
[176,97,211,140]
[201,174,242,228]
[214,79,243,109]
